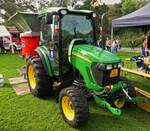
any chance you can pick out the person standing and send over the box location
[131,40,135,50]
[118,37,122,51]
[105,37,111,51]
[115,38,119,52]
[97,38,104,48]
[141,34,148,56]
[0,37,5,53]
[111,38,117,53]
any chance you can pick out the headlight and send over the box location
[96,63,105,70]
[60,10,68,15]
[92,13,96,18]
[118,63,122,68]
[106,64,113,70]
[95,63,122,70]
[96,63,112,70]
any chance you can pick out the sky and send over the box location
[102,0,121,4]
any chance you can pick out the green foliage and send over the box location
[114,28,144,47]
[108,4,122,20]
[121,0,147,15]
[0,0,35,19]
[50,0,72,7]
[79,1,109,35]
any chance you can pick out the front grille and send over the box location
[92,63,120,87]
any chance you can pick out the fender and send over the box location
[68,38,87,63]
[35,46,53,76]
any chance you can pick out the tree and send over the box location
[79,0,109,32]
[0,0,36,19]
[108,4,122,20]
[0,0,73,21]
[50,0,72,7]
[121,0,148,15]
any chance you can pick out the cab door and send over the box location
[40,15,60,75]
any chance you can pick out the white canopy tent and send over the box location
[0,25,11,37]
[0,25,13,43]
[0,25,14,53]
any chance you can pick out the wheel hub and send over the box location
[61,96,75,121]
[28,65,36,89]
[113,98,125,109]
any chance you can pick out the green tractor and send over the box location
[10,7,143,127]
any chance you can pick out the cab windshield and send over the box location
[61,14,94,47]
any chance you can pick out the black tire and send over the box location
[72,81,92,100]
[112,77,136,108]
[27,56,52,97]
[59,87,89,128]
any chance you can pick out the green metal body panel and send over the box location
[94,95,121,116]
[36,46,53,76]
[93,81,144,116]
[108,81,126,94]
[72,44,121,64]
[71,44,121,91]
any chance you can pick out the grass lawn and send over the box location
[0,53,150,131]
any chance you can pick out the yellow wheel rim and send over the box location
[61,96,75,121]
[28,65,36,89]
[113,98,125,109]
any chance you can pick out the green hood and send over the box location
[72,44,121,64]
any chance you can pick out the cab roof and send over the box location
[39,7,93,16]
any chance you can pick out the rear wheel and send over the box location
[59,87,89,128]
[27,57,52,97]
[113,77,136,108]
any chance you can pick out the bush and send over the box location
[114,28,144,47]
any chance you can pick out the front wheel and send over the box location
[113,77,136,108]
[59,87,89,128]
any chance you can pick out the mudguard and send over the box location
[35,46,53,76]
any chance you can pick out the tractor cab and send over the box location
[39,8,97,76]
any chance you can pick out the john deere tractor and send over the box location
[10,7,143,127]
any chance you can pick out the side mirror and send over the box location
[45,13,53,24]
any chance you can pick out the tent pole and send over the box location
[111,26,113,40]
